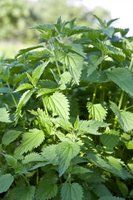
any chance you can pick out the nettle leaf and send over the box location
[100,133,120,151]
[36,179,58,200]
[87,153,132,180]
[107,156,132,179]
[65,53,84,85]
[22,152,44,164]
[87,55,104,77]
[87,103,107,121]
[2,130,21,146]
[0,174,14,193]
[120,111,133,132]
[126,140,133,149]
[70,166,92,174]
[37,88,57,97]
[9,185,35,200]
[94,42,125,61]
[15,89,35,120]
[56,141,80,176]
[110,101,124,127]
[4,154,18,168]
[92,184,113,198]
[41,144,58,164]
[15,83,33,92]
[32,61,49,85]
[106,68,133,97]
[116,180,128,198]
[61,182,83,200]
[75,120,91,133]
[16,45,43,57]
[75,120,108,135]
[0,87,10,94]
[59,71,72,86]
[15,129,45,156]
[0,107,11,123]
[43,92,70,119]
[99,197,125,200]
[70,43,85,58]
[110,102,133,132]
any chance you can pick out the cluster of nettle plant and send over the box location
[0,17,133,200]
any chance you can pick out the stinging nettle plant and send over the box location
[0,17,133,200]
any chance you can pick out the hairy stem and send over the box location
[6,82,17,107]
[118,91,124,110]
[92,87,97,103]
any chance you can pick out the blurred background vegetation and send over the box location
[0,0,110,57]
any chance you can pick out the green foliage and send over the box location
[0,18,133,199]
[43,92,70,120]
[87,103,107,121]
[15,129,45,156]
[0,107,11,123]
[61,183,83,200]
[2,130,21,146]
[0,174,14,193]
[9,185,35,200]
[56,141,80,176]
[107,68,133,97]
[36,177,58,200]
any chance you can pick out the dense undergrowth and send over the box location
[0,17,133,200]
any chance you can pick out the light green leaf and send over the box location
[126,140,133,149]
[56,141,80,176]
[120,111,133,132]
[41,144,58,164]
[22,152,44,164]
[15,89,34,120]
[61,182,83,200]
[128,163,133,173]
[4,154,18,168]
[15,129,45,156]
[87,103,107,121]
[87,55,104,77]
[65,53,84,85]
[15,83,33,92]
[43,92,70,119]
[94,42,125,61]
[0,107,11,123]
[107,68,133,96]
[71,43,86,57]
[77,120,108,135]
[110,101,123,126]
[2,130,21,146]
[0,174,14,193]
[110,102,133,132]
[37,88,57,97]
[59,71,72,87]
[107,156,132,179]
[32,61,49,85]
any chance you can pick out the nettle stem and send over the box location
[118,91,124,110]
[6,82,17,107]
[55,58,61,75]
[92,87,97,103]
[49,41,61,75]
[113,91,124,129]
